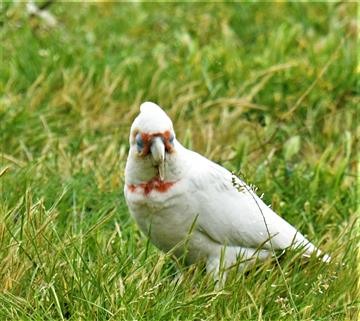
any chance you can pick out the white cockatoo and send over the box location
[124,102,329,281]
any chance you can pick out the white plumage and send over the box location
[124,102,329,280]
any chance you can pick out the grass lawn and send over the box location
[0,2,358,320]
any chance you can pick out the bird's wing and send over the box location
[184,149,316,253]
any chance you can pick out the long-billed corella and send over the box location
[124,102,330,282]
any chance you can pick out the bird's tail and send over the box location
[299,240,331,263]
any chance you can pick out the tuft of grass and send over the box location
[1,2,358,320]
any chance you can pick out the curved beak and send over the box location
[150,137,165,181]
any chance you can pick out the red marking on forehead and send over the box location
[127,177,177,195]
[141,132,152,143]
[162,131,171,140]
[140,131,171,143]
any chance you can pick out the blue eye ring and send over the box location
[136,133,144,152]
[169,134,174,145]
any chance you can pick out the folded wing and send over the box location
[185,149,318,255]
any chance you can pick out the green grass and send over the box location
[0,2,359,320]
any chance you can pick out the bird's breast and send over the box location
[124,178,197,254]
[127,176,177,196]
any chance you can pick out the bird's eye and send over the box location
[135,133,144,152]
[169,134,174,145]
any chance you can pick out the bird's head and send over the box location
[128,102,177,181]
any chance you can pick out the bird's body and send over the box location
[124,102,329,279]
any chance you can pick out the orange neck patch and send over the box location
[127,176,177,195]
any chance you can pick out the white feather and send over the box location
[124,102,330,281]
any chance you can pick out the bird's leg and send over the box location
[206,257,227,290]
